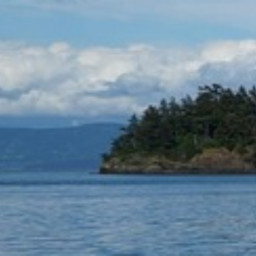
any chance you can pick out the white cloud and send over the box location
[0,40,256,119]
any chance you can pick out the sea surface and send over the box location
[0,171,256,256]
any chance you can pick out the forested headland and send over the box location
[101,84,256,174]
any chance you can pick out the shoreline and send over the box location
[100,148,255,175]
[100,169,256,175]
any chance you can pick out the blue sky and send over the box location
[1,0,255,47]
[1,0,256,126]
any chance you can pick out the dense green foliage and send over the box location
[105,84,256,162]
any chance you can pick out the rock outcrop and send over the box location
[100,147,255,174]
[190,148,252,171]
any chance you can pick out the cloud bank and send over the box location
[1,40,256,119]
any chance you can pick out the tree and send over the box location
[105,84,256,162]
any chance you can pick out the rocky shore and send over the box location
[100,148,256,174]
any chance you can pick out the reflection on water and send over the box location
[0,172,256,256]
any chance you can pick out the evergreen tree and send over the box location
[105,84,256,162]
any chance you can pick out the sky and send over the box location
[1,0,256,126]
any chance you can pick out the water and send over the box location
[0,172,256,256]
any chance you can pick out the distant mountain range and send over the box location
[0,123,122,172]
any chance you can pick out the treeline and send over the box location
[104,84,256,162]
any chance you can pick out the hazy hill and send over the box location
[0,123,121,172]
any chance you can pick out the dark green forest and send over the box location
[104,84,256,164]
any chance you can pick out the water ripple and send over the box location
[0,174,256,255]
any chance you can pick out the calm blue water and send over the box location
[0,172,256,256]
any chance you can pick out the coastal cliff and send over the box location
[100,84,256,174]
[100,148,255,174]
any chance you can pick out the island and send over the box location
[100,84,256,174]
